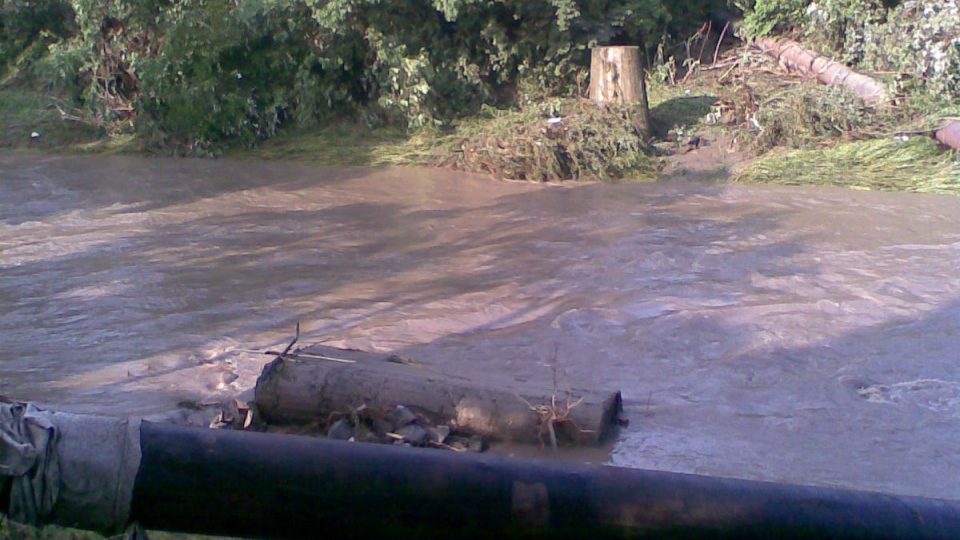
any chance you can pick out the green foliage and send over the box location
[741,0,808,38]
[804,0,888,64]
[860,0,960,100]
[0,0,75,79]
[745,83,904,151]
[736,137,960,194]
[138,0,321,151]
[3,0,718,152]
[739,0,959,101]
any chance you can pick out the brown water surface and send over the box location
[2,153,960,499]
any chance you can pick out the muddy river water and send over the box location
[2,152,960,500]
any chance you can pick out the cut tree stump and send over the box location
[253,345,623,445]
[589,45,651,140]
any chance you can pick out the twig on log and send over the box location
[269,322,299,361]
[263,351,357,364]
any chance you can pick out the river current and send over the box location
[2,152,959,499]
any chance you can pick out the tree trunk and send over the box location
[589,46,651,139]
[253,345,623,446]
[754,37,888,106]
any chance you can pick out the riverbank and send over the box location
[2,44,958,194]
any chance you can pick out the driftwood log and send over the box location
[254,345,622,445]
[754,37,888,105]
[589,45,651,139]
[755,37,960,151]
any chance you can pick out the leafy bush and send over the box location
[740,0,959,102]
[860,0,960,100]
[0,0,75,78]
[4,0,719,152]
[741,0,809,38]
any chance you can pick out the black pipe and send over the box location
[131,421,960,539]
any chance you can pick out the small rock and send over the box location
[448,437,468,451]
[685,135,703,150]
[372,418,393,437]
[391,405,419,429]
[429,425,451,444]
[327,418,354,440]
[396,423,430,446]
[468,435,486,453]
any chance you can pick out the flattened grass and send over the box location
[0,87,101,150]
[735,137,960,194]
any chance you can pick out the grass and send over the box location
[0,87,103,150]
[735,137,960,194]
[237,122,440,167]
[647,79,719,140]
[243,100,660,182]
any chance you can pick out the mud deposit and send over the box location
[2,152,959,499]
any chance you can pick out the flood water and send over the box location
[2,152,960,500]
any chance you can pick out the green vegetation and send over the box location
[1,0,958,193]
[739,0,960,102]
[736,137,960,194]
[0,0,716,155]
[245,99,659,181]
[0,87,100,148]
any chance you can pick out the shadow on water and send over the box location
[0,153,366,226]
[2,153,960,499]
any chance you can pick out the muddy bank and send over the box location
[1,152,959,499]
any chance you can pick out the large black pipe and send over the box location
[131,421,960,539]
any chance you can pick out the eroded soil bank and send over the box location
[2,152,959,499]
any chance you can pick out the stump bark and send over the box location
[589,45,651,139]
[253,345,623,445]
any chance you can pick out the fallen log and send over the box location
[5,405,960,539]
[935,121,960,151]
[254,345,622,446]
[754,37,888,105]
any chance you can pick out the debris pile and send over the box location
[442,100,658,182]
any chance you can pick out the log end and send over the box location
[599,391,624,442]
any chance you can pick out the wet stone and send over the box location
[468,434,486,453]
[391,405,419,429]
[327,418,354,440]
[396,423,430,446]
[429,425,451,445]
[372,418,393,438]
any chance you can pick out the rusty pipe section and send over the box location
[935,121,960,151]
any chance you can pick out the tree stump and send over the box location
[589,45,651,139]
